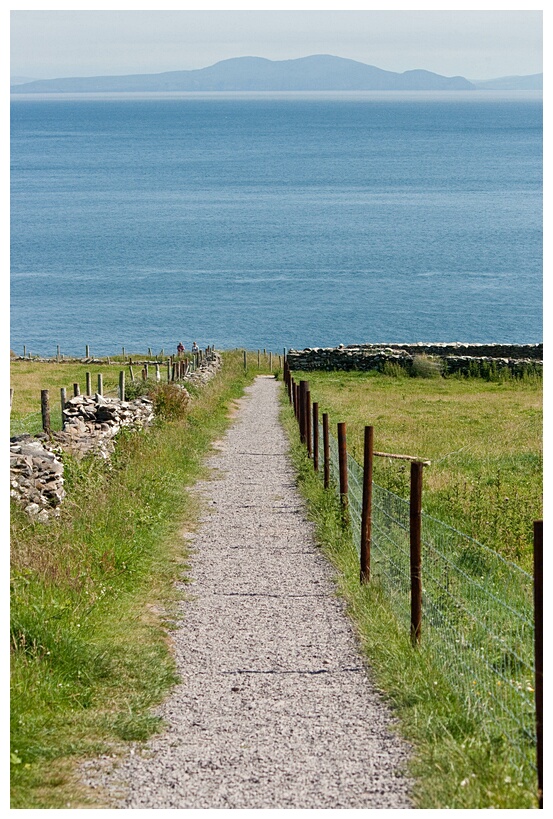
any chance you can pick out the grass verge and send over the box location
[10,350,261,808]
[280,391,539,809]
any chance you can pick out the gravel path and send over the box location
[86,376,412,809]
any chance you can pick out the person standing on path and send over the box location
[87,376,412,809]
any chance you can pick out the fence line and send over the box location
[10,347,218,437]
[283,358,541,795]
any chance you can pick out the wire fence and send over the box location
[322,422,536,774]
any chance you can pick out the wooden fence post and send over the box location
[56,345,60,362]
[97,373,103,395]
[258,350,260,368]
[243,350,247,371]
[86,345,90,358]
[360,426,374,584]
[410,461,423,645]
[313,402,319,472]
[306,389,312,457]
[299,381,307,444]
[533,520,543,808]
[41,389,51,436]
[155,363,160,382]
[86,372,92,396]
[60,388,66,429]
[323,413,330,489]
[73,382,80,397]
[119,370,125,401]
[269,352,273,371]
[10,389,14,412]
[338,422,348,519]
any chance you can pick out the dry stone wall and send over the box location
[286,343,542,376]
[10,350,222,521]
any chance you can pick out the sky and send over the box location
[8,5,543,83]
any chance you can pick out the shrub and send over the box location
[411,355,443,379]
[148,383,190,421]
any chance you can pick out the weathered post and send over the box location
[23,345,26,358]
[338,422,348,519]
[60,388,66,429]
[86,345,90,358]
[56,345,60,362]
[299,381,307,444]
[97,373,103,395]
[306,389,312,457]
[258,350,260,368]
[73,382,80,397]
[41,389,51,436]
[167,361,171,382]
[155,363,161,382]
[312,402,319,471]
[148,347,152,357]
[129,365,135,382]
[243,350,247,371]
[534,520,543,808]
[119,370,125,401]
[269,352,273,371]
[410,461,423,645]
[360,426,374,584]
[144,363,149,379]
[86,372,92,396]
[122,346,125,357]
[323,413,330,489]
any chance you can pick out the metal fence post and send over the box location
[323,413,330,489]
[533,520,543,808]
[313,402,319,471]
[360,425,374,584]
[410,461,423,645]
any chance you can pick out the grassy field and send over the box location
[290,368,542,570]
[10,350,266,808]
[281,393,540,809]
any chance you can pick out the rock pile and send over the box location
[10,349,221,522]
[10,436,66,522]
[10,394,156,521]
[57,394,156,459]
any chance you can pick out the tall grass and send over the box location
[10,350,257,808]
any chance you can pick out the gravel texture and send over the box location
[83,376,413,809]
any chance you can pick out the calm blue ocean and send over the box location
[10,92,542,357]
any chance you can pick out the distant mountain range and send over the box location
[10,55,543,94]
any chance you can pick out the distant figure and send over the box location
[191,341,199,354]
[177,342,185,356]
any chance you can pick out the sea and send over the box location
[10,92,543,358]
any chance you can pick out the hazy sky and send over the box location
[9,7,543,82]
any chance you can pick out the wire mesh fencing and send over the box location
[320,421,536,773]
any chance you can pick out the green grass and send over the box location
[10,350,266,808]
[281,394,539,808]
[290,369,542,570]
